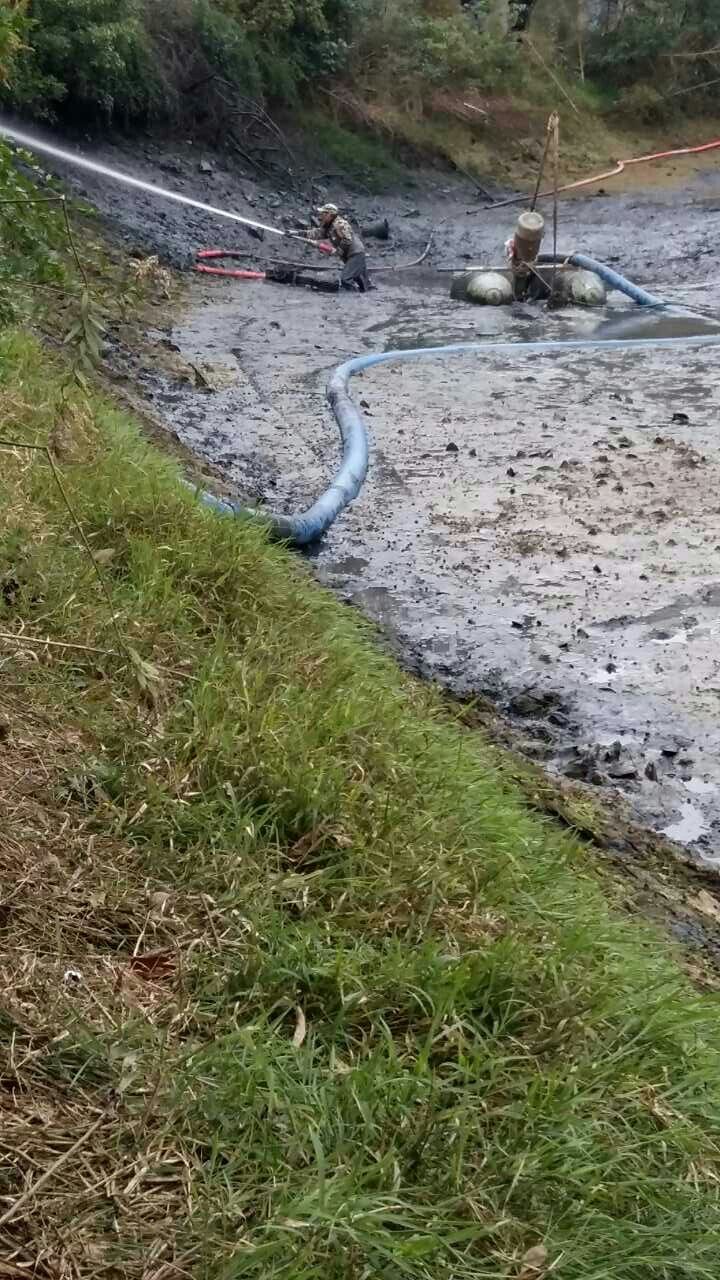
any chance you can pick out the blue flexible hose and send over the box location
[194,261,713,545]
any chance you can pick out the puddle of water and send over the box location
[325,555,369,576]
[596,309,720,341]
[384,332,482,352]
[351,584,406,624]
[663,801,709,844]
[388,269,453,296]
[685,777,717,796]
[651,628,689,646]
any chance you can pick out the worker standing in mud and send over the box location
[301,203,374,293]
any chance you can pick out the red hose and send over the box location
[195,263,266,279]
[195,242,333,279]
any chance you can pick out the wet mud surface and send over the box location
[39,131,720,864]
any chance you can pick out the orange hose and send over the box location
[628,137,720,164]
[537,135,720,203]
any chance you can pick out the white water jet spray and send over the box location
[0,120,287,237]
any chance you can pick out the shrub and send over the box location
[5,0,157,121]
[585,2,681,85]
[343,0,517,102]
[144,0,264,124]
[612,81,671,125]
[0,141,65,324]
[1,0,520,126]
[0,0,29,86]
[584,0,720,102]
[222,0,349,99]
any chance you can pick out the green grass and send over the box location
[1,326,720,1277]
[298,111,409,189]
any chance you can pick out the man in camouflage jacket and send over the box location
[305,203,374,292]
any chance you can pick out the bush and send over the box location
[223,0,350,98]
[584,0,720,107]
[343,0,517,103]
[0,0,28,85]
[585,3,681,86]
[143,0,264,125]
[0,141,65,325]
[2,0,350,125]
[5,0,157,121]
[1,0,519,126]
[612,82,671,126]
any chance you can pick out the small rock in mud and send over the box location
[509,689,560,718]
[548,710,569,728]
[191,360,241,391]
[672,411,690,424]
[511,615,536,634]
[445,441,459,453]
[564,749,598,782]
[607,762,639,782]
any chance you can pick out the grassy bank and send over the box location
[299,73,720,196]
[2,327,720,1277]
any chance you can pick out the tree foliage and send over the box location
[343,0,514,94]
[0,142,65,324]
[0,0,515,123]
[5,0,155,119]
[1,0,720,127]
[583,0,720,101]
[0,0,27,85]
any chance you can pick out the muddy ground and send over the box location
[33,130,720,864]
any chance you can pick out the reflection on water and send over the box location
[594,305,720,341]
[663,801,709,845]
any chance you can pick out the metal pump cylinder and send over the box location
[513,210,545,264]
[466,271,514,305]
